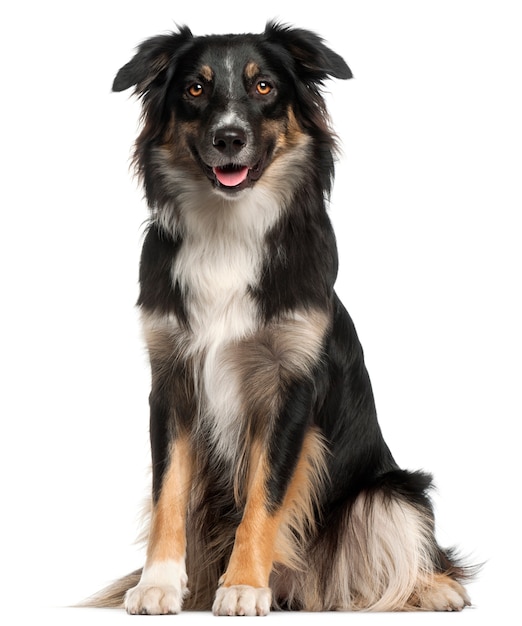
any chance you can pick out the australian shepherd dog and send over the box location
[87,21,474,615]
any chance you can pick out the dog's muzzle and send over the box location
[195,124,267,193]
[211,127,249,187]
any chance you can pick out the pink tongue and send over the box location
[213,166,249,187]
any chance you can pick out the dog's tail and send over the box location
[77,569,142,608]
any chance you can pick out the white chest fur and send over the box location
[173,186,281,352]
[170,187,282,458]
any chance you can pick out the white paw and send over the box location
[124,560,188,615]
[213,585,272,616]
[125,583,186,615]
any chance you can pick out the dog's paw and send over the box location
[212,585,271,616]
[418,576,471,612]
[125,583,186,615]
[124,559,188,615]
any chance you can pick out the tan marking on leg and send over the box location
[146,435,192,564]
[222,446,277,589]
[125,437,192,615]
[223,429,327,588]
[274,428,328,569]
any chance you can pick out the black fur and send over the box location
[85,21,474,615]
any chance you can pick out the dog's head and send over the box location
[113,22,351,204]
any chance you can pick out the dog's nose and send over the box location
[213,127,247,156]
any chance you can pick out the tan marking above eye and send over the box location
[245,61,261,80]
[256,81,273,95]
[200,64,214,82]
[188,83,204,97]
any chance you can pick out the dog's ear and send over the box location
[264,21,352,82]
[113,26,193,94]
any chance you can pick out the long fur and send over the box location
[83,21,476,615]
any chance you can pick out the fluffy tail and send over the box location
[78,569,142,608]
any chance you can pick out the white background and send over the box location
[1,1,521,623]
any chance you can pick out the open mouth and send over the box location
[213,164,250,188]
[210,159,266,192]
[193,151,267,193]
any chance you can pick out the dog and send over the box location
[86,21,474,615]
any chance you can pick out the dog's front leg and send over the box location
[212,447,274,616]
[213,377,320,616]
[125,434,192,614]
[124,318,196,615]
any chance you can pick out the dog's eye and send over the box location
[255,81,273,96]
[187,83,204,97]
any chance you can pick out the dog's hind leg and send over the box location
[411,573,471,611]
[341,487,471,611]
[290,474,471,611]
